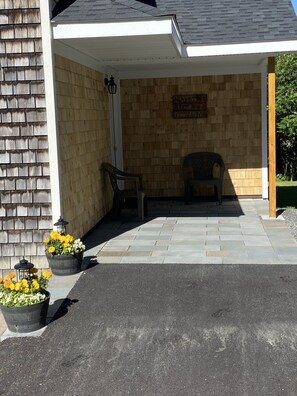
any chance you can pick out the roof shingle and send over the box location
[52,0,297,45]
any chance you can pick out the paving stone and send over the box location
[89,199,297,265]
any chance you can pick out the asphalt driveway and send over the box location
[2,263,297,396]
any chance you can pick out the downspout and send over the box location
[105,74,123,170]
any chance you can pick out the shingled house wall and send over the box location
[121,74,262,198]
[0,0,51,270]
[54,55,113,238]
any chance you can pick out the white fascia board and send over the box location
[53,18,179,39]
[187,40,297,57]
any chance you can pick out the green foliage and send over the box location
[276,54,297,179]
[276,173,289,182]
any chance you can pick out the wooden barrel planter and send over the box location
[0,291,50,333]
[46,252,83,276]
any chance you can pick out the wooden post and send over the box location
[268,57,276,218]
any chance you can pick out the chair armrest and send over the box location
[102,162,144,190]
[115,174,144,190]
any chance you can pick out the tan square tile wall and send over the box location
[121,74,262,197]
[55,55,113,238]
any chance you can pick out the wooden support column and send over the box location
[268,57,276,218]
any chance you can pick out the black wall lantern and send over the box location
[104,75,117,95]
[54,216,68,235]
[14,258,34,281]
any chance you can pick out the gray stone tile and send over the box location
[217,240,245,247]
[97,257,122,263]
[241,229,266,236]
[128,245,168,251]
[171,235,207,241]
[269,238,297,248]
[99,245,129,251]
[273,247,297,256]
[167,245,209,253]
[244,236,271,246]
[220,235,244,241]
[112,235,136,241]
[135,235,170,241]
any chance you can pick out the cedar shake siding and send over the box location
[54,55,113,238]
[0,0,51,270]
[121,74,262,198]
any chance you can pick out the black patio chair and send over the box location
[102,162,147,221]
[182,152,225,204]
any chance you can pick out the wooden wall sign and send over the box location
[172,94,207,119]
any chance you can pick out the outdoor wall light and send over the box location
[14,258,34,281]
[54,216,68,235]
[104,75,117,95]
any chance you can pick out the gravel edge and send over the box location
[282,209,297,241]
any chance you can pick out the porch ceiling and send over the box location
[54,34,270,77]
[55,34,180,64]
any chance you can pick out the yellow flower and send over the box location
[4,280,12,288]
[48,246,55,253]
[63,243,70,248]
[65,234,74,244]
[50,231,60,240]
[32,280,40,289]
[21,279,28,286]
[43,238,50,244]
[42,271,52,279]
[24,287,29,293]
[10,283,15,291]
[0,277,3,283]
[15,282,21,291]
[6,273,16,280]
[59,235,66,243]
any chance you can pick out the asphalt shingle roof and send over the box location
[52,0,297,45]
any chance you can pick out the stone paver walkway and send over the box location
[93,199,297,264]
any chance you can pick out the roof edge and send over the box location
[186,40,297,58]
[52,17,184,55]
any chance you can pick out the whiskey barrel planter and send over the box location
[0,291,50,333]
[46,252,83,276]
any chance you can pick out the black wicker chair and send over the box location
[102,162,147,221]
[182,152,225,204]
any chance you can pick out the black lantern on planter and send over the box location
[104,75,117,95]
[14,258,34,281]
[54,216,68,235]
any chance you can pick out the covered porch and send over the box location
[40,1,297,239]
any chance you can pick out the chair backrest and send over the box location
[182,152,225,180]
[102,162,121,192]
